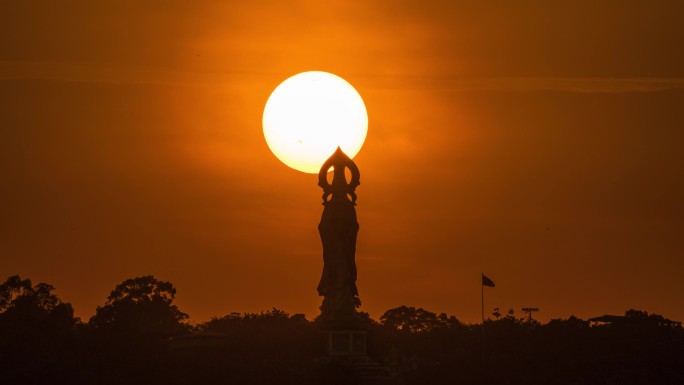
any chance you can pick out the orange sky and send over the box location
[2,1,683,324]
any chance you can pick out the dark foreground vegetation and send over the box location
[1,275,682,385]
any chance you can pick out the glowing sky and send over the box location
[1,0,683,323]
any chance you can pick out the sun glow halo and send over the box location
[263,71,368,173]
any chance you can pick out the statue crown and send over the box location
[318,147,360,205]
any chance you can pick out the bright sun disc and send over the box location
[263,71,368,173]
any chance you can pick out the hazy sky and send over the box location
[2,0,683,323]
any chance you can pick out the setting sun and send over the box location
[262,71,368,173]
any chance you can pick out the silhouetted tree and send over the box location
[200,308,318,360]
[163,309,324,384]
[380,306,453,333]
[0,275,78,384]
[89,275,188,336]
[83,276,189,385]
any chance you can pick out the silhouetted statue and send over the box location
[317,147,361,321]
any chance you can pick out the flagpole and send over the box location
[481,273,485,361]
[480,274,495,364]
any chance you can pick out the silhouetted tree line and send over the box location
[1,275,682,385]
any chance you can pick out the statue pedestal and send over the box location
[320,324,401,384]
[327,330,367,356]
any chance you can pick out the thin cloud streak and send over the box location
[0,61,260,86]
[362,75,684,93]
[3,61,684,94]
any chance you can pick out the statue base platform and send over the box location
[326,329,367,356]
[317,315,368,356]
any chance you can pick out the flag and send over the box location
[482,274,495,287]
